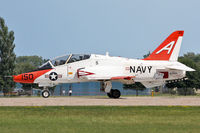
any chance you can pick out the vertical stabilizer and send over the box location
[143,31,184,61]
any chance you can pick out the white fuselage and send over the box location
[34,54,186,88]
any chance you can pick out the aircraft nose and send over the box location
[12,73,34,83]
[13,74,24,83]
[12,69,53,84]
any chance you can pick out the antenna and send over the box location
[106,52,109,56]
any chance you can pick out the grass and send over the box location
[0,106,200,133]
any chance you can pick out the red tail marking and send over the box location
[143,31,184,61]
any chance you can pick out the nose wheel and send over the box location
[42,90,50,98]
[107,89,121,99]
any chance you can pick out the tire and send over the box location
[111,89,121,99]
[42,90,50,98]
[107,93,113,98]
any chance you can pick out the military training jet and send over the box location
[13,31,195,98]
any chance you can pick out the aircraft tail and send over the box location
[143,31,184,61]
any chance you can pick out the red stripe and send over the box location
[111,76,135,80]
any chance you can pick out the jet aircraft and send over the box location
[13,31,194,98]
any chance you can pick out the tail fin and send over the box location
[143,31,184,61]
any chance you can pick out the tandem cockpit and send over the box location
[38,54,91,70]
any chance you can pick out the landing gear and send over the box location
[107,92,113,98]
[111,89,121,99]
[42,90,50,98]
[107,89,121,99]
[102,81,121,99]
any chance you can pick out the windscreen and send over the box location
[51,55,70,66]
[37,61,53,70]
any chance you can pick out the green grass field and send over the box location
[0,106,200,133]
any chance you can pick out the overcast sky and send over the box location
[1,0,200,59]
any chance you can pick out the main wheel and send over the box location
[111,89,121,99]
[107,93,113,98]
[42,90,50,98]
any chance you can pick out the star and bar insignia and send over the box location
[45,72,62,81]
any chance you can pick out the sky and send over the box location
[1,0,200,59]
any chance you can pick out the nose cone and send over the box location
[13,75,23,83]
[12,69,53,84]
[13,74,34,83]
[12,71,36,83]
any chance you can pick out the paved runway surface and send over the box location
[0,96,200,106]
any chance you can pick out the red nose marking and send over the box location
[13,69,52,83]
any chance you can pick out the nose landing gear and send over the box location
[42,89,50,98]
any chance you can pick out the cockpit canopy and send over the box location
[51,55,70,66]
[38,54,91,70]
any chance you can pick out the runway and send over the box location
[0,96,200,106]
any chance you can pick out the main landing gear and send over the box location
[103,81,121,99]
[42,89,50,98]
[107,89,121,98]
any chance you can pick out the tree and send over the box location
[0,76,3,90]
[15,56,44,74]
[143,51,151,58]
[0,17,16,94]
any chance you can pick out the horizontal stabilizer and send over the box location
[166,65,195,71]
